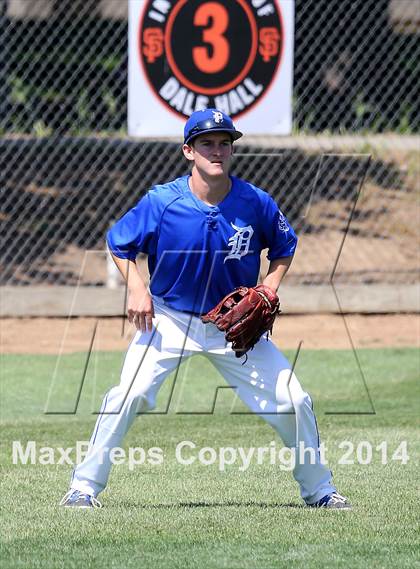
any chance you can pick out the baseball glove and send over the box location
[201,285,280,358]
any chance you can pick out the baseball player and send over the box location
[60,109,350,509]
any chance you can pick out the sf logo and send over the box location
[259,28,281,63]
[142,28,164,63]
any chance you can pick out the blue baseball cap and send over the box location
[183,108,243,145]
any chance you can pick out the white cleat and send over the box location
[308,492,352,509]
[60,489,102,509]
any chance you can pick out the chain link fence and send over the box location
[1,0,419,290]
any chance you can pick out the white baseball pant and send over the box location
[70,297,336,504]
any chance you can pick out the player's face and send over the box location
[183,132,233,177]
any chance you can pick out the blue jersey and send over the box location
[107,175,297,314]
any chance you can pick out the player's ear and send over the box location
[182,143,194,162]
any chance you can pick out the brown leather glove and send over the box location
[201,285,280,357]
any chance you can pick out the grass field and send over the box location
[1,347,419,569]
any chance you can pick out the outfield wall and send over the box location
[1,284,419,317]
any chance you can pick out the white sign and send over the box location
[128,0,294,137]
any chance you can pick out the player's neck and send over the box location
[189,170,231,206]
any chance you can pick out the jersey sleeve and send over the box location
[262,196,298,260]
[106,193,159,260]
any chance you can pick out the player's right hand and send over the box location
[127,290,155,333]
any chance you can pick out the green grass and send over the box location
[0,348,419,569]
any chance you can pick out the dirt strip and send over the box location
[1,314,418,354]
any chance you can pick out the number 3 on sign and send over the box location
[193,2,229,74]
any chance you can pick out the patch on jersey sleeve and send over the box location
[277,210,290,233]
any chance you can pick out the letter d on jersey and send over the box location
[224,223,254,263]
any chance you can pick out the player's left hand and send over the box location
[201,285,280,357]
